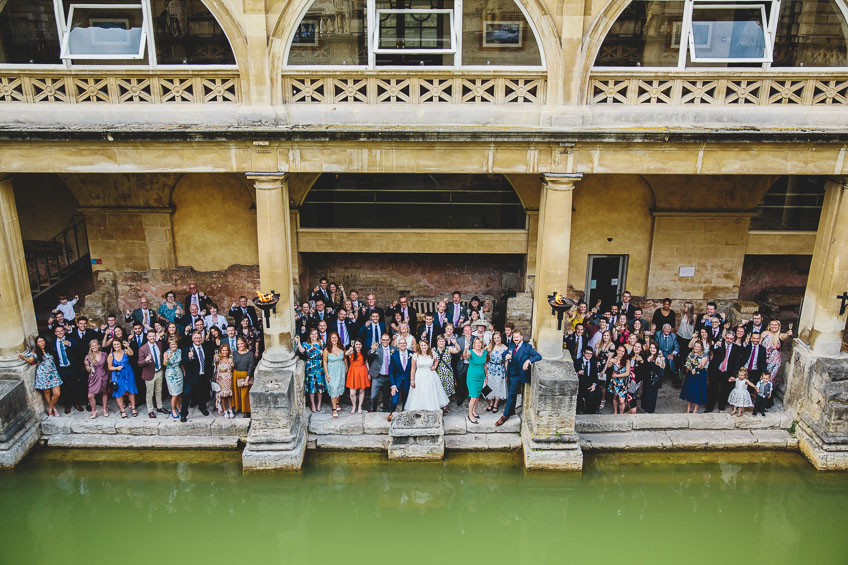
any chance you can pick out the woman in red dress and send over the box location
[345,338,370,414]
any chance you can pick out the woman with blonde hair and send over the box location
[215,343,235,419]
[392,322,417,351]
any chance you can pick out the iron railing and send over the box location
[25,215,89,298]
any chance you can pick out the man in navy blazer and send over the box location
[179,331,212,422]
[359,311,386,350]
[387,339,413,422]
[496,329,542,426]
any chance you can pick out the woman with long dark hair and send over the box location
[345,338,370,414]
[20,336,62,417]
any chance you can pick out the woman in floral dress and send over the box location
[163,337,183,419]
[296,328,326,413]
[594,330,615,410]
[603,344,630,414]
[20,336,62,417]
[485,331,508,413]
[434,334,459,398]
[215,344,235,419]
[761,319,792,408]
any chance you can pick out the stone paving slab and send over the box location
[577,409,793,434]
[313,434,390,451]
[580,431,673,451]
[47,434,239,449]
[443,414,467,435]
[308,411,365,435]
[630,413,689,430]
[580,429,797,451]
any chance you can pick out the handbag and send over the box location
[627,377,641,396]
[210,379,221,393]
[481,384,493,397]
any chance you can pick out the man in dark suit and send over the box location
[68,316,99,353]
[417,312,440,348]
[179,304,204,335]
[575,347,600,414]
[619,290,635,321]
[706,330,742,413]
[55,325,84,413]
[694,301,724,334]
[125,297,157,331]
[359,293,384,324]
[332,308,356,348]
[368,333,394,413]
[184,283,210,315]
[497,330,542,426]
[742,311,766,340]
[454,324,475,406]
[446,291,465,328]
[394,296,418,333]
[128,321,147,394]
[387,338,412,422]
[180,331,212,421]
[359,311,386,350]
[434,301,449,331]
[309,277,332,305]
[294,302,311,342]
[741,332,767,396]
[229,295,259,329]
[310,299,332,328]
[137,331,168,417]
[564,323,589,363]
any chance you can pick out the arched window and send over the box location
[0,0,235,66]
[300,174,525,229]
[594,0,848,68]
[286,0,544,68]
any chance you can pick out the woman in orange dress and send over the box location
[345,338,370,414]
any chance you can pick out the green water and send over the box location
[1,450,847,565]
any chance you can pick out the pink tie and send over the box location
[720,345,731,372]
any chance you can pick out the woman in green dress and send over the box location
[463,337,488,425]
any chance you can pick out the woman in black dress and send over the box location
[642,341,666,413]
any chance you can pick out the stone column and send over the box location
[249,173,296,366]
[798,177,848,357]
[0,175,35,362]
[532,173,580,359]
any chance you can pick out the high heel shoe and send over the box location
[467,415,478,425]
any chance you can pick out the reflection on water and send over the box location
[1,449,847,565]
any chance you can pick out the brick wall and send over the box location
[84,209,175,272]
[300,253,524,304]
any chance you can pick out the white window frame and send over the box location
[60,3,149,61]
[687,2,775,64]
[372,8,456,56]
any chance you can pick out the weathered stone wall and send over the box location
[300,253,525,303]
[83,209,175,272]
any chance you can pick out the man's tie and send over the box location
[747,347,756,370]
[427,326,432,343]
[143,310,149,326]
[720,345,731,372]
[401,352,407,370]
[197,346,205,374]
[152,344,160,371]
[340,321,347,345]
[58,341,69,366]
[373,324,378,344]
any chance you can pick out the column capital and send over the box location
[542,173,582,191]
[246,172,289,190]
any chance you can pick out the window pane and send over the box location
[690,7,767,61]
[66,6,145,57]
[773,0,848,67]
[750,176,826,231]
[150,0,235,64]
[288,0,367,66]
[0,0,60,64]
[594,1,684,67]
[301,174,525,229]
[461,0,542,66]
[378,11,450,50]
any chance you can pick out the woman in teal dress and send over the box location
[296,328,326,413]
[323,332,347,418]
[163,338,183,419]
[463,337,488,424]
[107,339,138,418]
[158,291,184,333]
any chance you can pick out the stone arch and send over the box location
[268,0,561,105]
[578,0,632,105]
[171,173,258,271]
[195,1,250,99]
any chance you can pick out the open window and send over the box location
[687,1,775,64]
[60,2,148,61]
[286,0,543,68]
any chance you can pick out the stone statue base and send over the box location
[242,358,308,471]
[521,359,583,471]
[784,339,848,470]
[388,411,444,461]
[0,363,39,468]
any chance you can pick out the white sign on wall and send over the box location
[679,266,695,277]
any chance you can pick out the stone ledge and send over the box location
[576,415,632,433]
[666,430,755,449]
[630,414,689,430]
[312,434,390,451]
[47,434,239,449]
[580,431,672,451]
[445,433,521,451]
[0,421,40,468]
[308,412,365,435]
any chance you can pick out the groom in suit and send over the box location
[368,333,395,413]
[496,329,542,426]
[387,338,412,422]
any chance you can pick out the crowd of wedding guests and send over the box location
[293,278,540,426]
[24,285,262,422]
[565,292,792,416]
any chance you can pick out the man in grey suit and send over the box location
[367,333,395,413]
[454,324,474,406]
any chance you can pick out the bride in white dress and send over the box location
[404,341,450,411]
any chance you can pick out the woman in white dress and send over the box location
[405,341,450,412]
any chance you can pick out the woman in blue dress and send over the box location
[296,328,326,413]
[107,339,138,418]
[323,331,347,418]
[680,340,709,414]
[19,336,63,417]
[158,290,184,333]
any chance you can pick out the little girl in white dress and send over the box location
[728,367,755,415]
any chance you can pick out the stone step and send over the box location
[579,429,799,452]
[576,411,793,434]
[46,434,240,449]
[307,410,521,435]
[40,412,249,439]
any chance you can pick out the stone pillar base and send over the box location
[784,339,848,470]
[536,327,565,361]
[522,434,583,471]
[388,411,444,461]
[242,358,308,471]
[0,378,39,468]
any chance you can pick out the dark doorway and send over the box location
[586,255,628,311]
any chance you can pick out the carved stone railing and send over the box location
[0,69,240,104]
[282,70,546,104]
[588,70,848,106]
